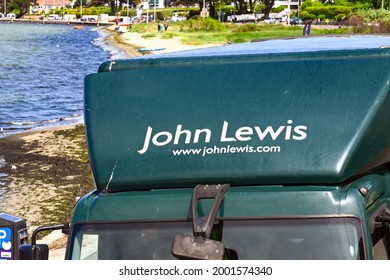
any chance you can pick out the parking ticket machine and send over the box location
[0,212,28,260]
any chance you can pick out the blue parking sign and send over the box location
[0,227,12,260]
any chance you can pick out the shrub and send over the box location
[271,5,287,13]
[179,17,226,32]
[299,11,312,20]
[318,14,326,20]
[348,12,390,33]
[375,20,390,33]
[156,10,171,20]
[303,5,352,19]
[230,23,263,32]
[335,13,347,21]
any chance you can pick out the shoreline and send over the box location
[98,26,141,58]
[100,24,220,57]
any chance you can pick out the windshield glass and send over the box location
[69,217,363,260]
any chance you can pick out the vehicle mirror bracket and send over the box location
[376,207,390,224]
[19,223,69,260]
[31,223,70,245]
[171,183,230,260]
[191,184,230,241]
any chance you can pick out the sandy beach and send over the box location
[0,25,218,260]
[104,25,220,56]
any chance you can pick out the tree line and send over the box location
[2,0,390,20]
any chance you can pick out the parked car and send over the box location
[170,15,187,22]
[290,17,303,25]
[280,15,288,24]
[47,14,60,21]
[235,14,256,23]
[6,13,16,19]
[263,17,276,24]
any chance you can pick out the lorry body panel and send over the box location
[69,172,390,224]
[70,184,363,222]
[85,36,390,192]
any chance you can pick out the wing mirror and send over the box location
[19,223,69,260]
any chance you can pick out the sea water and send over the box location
[0,22,124,137]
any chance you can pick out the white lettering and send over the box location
[254,126,285,140]
[138,126,153,154]
[173,125,191,144]
[293,126,308,140]
[152,131,172,146]
[285,120,293,140]
[137,120,308,154]
[221,121,236,142]
[235,126,253,141]
[194,128,212,143]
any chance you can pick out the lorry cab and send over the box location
[21,35,390,260]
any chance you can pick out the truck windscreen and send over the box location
[69,217,363,260]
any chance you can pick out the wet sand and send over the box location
[0,125,93,259]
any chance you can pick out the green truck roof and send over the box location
[84,36,390,192]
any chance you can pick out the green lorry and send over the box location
[19,35,390,260]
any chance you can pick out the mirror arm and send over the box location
[171,184,230,260]
[192,184,230,242]
[376,207,390,224]
[31,223,70,245]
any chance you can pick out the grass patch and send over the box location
[160,32,176,39]
[126,20,351,46]
[142,33,158,39]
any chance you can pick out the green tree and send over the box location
[227,0,275,17]
[261,0,275,18]
[8,0,36,17]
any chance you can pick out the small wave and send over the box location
[0,156,7,187]
[0,121,37,126]
[0,115,84,138]
[93,28,128,60]
[0,174,7,187]
[1,114,82,125]
[0,155,6,169]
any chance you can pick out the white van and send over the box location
[6,13,16,19]
[47,14,60,21]
[98,14,109,23]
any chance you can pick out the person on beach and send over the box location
[158,23,164,32]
